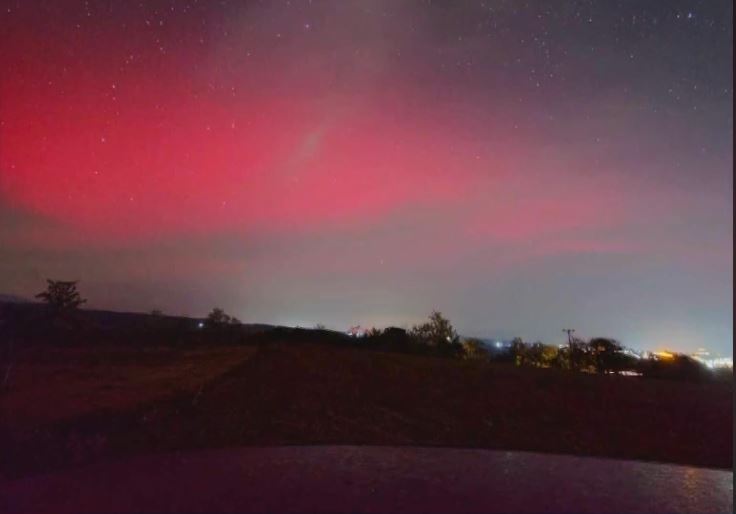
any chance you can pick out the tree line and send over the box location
[361,311,725,382]
[29,279,730,382]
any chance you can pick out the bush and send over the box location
[363,327,414,353]
[526,342,559,367]
[638,353,711,382]
[461,338,489,361]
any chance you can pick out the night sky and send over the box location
[0,1,732,355]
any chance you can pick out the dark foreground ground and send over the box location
[0,340,732,481]
[3,446,732,514]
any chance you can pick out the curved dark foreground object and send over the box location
[1,446,732,513]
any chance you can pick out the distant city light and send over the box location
[197,321,204,329]
[495,341,502,348]
[653,351,675,360]
[347,325,364,337]
[622,348,642,359]
[687,348,733,369]
[695,356,733,369]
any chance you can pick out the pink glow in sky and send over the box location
[0,1,732,354]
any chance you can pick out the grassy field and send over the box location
[0,339,731,480]
[0,345,258,435]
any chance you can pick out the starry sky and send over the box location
[0,0,732,355]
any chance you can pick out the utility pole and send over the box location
[562,328,575,346]
[563,328,576,369]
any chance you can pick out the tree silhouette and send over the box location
[205,307,240,328]
[510,337,527,366]
[35,280,86,310]
[541,344,559,367]
[589,338,623,374]
[364,327,413,351]
[527,342,542,366]
[205,307,229,327]
[410,311,459,350]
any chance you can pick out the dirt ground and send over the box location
[0,341,731,479]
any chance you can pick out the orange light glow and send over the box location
[653,351,675,360]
